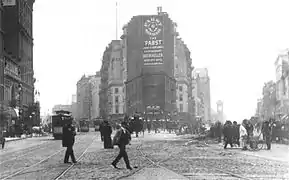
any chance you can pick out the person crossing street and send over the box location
[62,121,77,164]
[111,121,134,170]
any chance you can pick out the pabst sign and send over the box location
[144,17,163,36]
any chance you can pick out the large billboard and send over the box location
[142,16,164,66]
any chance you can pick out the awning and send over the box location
[1,107,18,119]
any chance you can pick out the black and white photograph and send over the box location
[0,0,289,179]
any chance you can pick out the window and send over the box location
[179,94,183,101]
[179,85,183,92]
[115,96,119,104]
[115,87,119,94]
[179,104,183,112]
[115,105,119,114]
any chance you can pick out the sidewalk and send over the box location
[239,143,289,163]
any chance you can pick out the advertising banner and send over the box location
[142,16,164,66]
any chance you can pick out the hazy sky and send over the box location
[33,0,289,121]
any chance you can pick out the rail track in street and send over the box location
[116,135,287,180]
[0,132,99,180]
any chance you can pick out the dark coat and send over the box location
[112,127,131,146]
[223,124,233,139]
[62,124,76,147]
[100,122,112,137]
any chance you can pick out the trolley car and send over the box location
[79,119,90,132]
[51,110,73,140]
[93,118,103,131]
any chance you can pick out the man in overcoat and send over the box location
[111,121,133,170]
[100,120,113,149]
[62,121,77,163]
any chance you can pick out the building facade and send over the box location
[2,0,36,130]
[99,40,125,121]
[261,81,277,120]
[274,49,289,117]
[76,75,92,122]
[122,9,177,119]
[90,72,101,120]
[174,38,194,123]
[107,40,125,120]
[192,68,211,123]
[0,1,4,106]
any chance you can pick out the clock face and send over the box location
[144,17,163,36]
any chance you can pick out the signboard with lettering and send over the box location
[142,16,164,66]
[2,0,16,6]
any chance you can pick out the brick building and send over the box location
[122,10,177,119]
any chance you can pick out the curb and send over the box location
[5,137,28,142]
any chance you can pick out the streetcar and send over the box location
[51,110,73,140]
[79,119,90,132]
[93,118,103,131]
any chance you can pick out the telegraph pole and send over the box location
[115,1,118,40]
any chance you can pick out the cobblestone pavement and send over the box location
[122,133,289,180]
[0,132,99,180]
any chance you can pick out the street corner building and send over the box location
[122,9,195,124]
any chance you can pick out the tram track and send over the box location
[116,138,256,180]
[0,133,87,166]
[0,133,99,180]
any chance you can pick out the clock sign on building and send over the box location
[142,16,164,66]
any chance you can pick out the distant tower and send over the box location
[216,100,223,123]
[157,6,162,15]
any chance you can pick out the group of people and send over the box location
[62,119,135,170]
[211,119,273,150]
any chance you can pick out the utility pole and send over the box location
[115,1,118,40]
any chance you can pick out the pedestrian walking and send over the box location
[216,122,222,143]
[232,121,240,147]
[239,120,248,150]
[0,130,5,149]
[111,121,133,170]
[223,121,233,149]
[62,121,77,163]
[100,120,113,149]
[262,120,273,150]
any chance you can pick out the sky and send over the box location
[33,0,289,121]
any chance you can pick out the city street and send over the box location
[0,132,100,180]
[0,132,288,179]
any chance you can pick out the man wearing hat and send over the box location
[62,120,77,163]
[111,121,133,170]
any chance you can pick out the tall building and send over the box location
[0,1,4,107]
[192,68,211,123]
[261,81,276,120]
[2,0,35,129]
[99,40,125,121]
[174,38,194,123]
[121,8,177,119]
[90,72,101,120]
[76,75,92,122]
[275,49,289,117]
